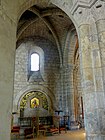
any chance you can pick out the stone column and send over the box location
[93,2,105,96]
[73,66,79,121]
[68,66,75,122]
[62,66,68,113]
[73,6,105,139]
[0,9,16,140]
[91,1,105,139]
[54,68,63,112]
[79,24,103,139]
[63,65,75,122]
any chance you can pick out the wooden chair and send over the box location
[49,126,59,134]
[24,127,34,138]
[11,126,20,138]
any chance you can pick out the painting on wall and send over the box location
[31,97,39,108]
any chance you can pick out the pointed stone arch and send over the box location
[17,0,79,66]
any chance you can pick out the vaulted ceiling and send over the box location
[17,3,74,61]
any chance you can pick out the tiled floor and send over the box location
[12,129,86,140]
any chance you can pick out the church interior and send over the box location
[0,0,105,140]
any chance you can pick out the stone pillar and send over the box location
[63,65,75,122]
[95,12,105,140]
[79,23,105,139]
[62,66,68,113]
[68,66,75,122]
[91,0,105,76]
[0,9,16,140]
[73,66,79,121]
[79,24,97,139]
[55,68,63,111]
[72,2,105,138]
[90,1,105,139]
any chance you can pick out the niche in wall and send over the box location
[20,91,49,117]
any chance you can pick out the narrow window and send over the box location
[31,53,39,71]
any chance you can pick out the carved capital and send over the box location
[71,0,97,15]
[73,7,91,27]
[91,0,105,21]
[71,0,100,26]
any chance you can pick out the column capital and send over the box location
[91,0,105,21]
[71,0,97,26]
[71,0,105,27]
[72,6,91,27]
[71,0,97,15]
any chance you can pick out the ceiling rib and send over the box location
[17,7,63,65]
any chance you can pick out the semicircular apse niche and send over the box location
[20,91,48,117]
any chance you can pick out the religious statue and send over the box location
[31,97,39,108]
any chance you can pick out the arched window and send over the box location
[31,53,39,71]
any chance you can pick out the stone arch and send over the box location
[63,27,76,65]
[13,84,56,113]
[17,0,80,68]
[16,0,83,128]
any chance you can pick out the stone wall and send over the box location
[0,0,105,140]
[14,38,60,110]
